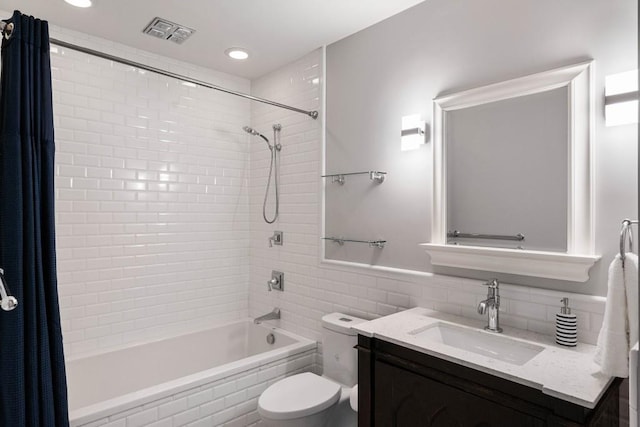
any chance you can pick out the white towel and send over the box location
[627,254,639,352]
[594,253,639,377]
[350,385,358,412]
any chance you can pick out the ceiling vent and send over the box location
[143,18,195,45]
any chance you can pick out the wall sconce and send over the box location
[401,114,426,151]
[605,69,638,127]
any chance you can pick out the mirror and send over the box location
[446,86,568,252]
[422,61,600,282]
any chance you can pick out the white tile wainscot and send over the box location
[71,348,315,427]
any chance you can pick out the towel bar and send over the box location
[322,237,386,248]
[447,230,525,241]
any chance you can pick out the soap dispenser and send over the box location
[555,297,577,347]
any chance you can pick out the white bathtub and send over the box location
[66,320,316,426]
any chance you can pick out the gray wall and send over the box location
[325,0,637,295]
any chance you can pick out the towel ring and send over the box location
[620,218,638,268]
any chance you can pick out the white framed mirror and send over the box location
[422,61,600,282]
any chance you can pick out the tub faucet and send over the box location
[254,308,281,324]
[477,279,502,333]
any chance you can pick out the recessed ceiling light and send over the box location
[64,0,92,7]
[225,48,249,60]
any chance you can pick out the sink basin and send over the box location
[409,322,544,366]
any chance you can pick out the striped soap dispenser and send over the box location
[555,297,577,347]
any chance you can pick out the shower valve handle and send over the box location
[267,278,279,291]
[267,271,284,292]
[268,231,283,247]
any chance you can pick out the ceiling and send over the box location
[0,0,425,79]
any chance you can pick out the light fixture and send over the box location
[401,114,426,151]
[225,48,249,60]
[605,69,638,127]
[64,0,92,7]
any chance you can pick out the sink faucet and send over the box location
[254,308,281,324]
[477,279,502,333]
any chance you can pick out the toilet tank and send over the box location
[321,313,366,387]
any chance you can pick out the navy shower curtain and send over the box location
[0,10,69,426]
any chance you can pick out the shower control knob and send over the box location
[268,231,283,247]
[268,271,284,292]
[267,278,279,291]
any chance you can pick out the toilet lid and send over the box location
[258,372,341,420]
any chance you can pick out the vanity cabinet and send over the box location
[357,336,622,427]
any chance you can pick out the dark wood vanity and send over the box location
[357,335,622,427]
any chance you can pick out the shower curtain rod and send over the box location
[49,38,319,120]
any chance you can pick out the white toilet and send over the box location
[258,312,366,427]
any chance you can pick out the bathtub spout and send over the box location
[254,308,281,324]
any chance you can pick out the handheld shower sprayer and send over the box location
[243,126,271,149]
[242,125,257,135]
[243,124,282,224]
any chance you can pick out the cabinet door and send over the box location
[374,361,545,427]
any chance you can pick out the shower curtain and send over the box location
[0,10,69,426]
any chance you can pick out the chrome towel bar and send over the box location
[447,230,525,241]
[321,171,386,185]
[323,237,386,248]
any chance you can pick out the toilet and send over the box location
[258,312,366,427]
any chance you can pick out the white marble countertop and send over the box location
[353,307,613,409]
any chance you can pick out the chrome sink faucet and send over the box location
[477,279,502,333]
[254,308,281,324]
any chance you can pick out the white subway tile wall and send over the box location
[248,48,607,349]
[72,349,315,427]
[49,25,252,357]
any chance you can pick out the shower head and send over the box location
[243,126,271,147]
[242,126,258,135]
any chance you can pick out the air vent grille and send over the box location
[143,18,195,45]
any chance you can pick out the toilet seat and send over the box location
[258,372,341,420]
